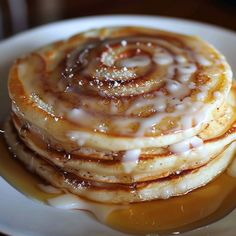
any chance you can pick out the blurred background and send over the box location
[0,0,236,40]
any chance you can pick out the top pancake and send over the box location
[8,27,232,151]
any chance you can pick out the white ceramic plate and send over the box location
[1,15,236,236]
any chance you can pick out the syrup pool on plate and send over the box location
[1,131,236,235]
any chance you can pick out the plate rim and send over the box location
[1,14,236,47]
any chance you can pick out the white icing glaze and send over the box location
[169,136,203,154]
[181,116,193,130]
[135,95,211,135]
[68,131,90,146]
[122,149,141,173]
[68,108,90,122]
[67,108,102,130]
[101,51,115,66]
[136,113,166,136]
[66,83,214,138]
[166,80,190,98]
[153,52,173,65]
[196,92,207,101]
[48,193,124,222]
[195,55,212,66]
[190,136,204,148]
[126,95,167,115]
[118,55,151,68]
[175,55,187,64]
[178,74,191,83]
[177,64,197,74]
[57,34,227,139]
[153,97,167,112]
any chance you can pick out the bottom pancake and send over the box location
[4,119,236,203]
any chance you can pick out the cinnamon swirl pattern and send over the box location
[5,27,236,203]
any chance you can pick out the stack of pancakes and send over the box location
[5,27,236,203]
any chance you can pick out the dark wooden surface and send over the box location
[0,0,236,235]
[0,0,236,40]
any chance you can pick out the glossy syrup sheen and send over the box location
[0,133,60,202]
[1,133,236,235]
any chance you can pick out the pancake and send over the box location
[5,26,236,203]
[10,100,236,183]
[8,27,232,151]
[8,83,236,184]
[4,119,236,203]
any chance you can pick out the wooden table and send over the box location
[1,0,236,39]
